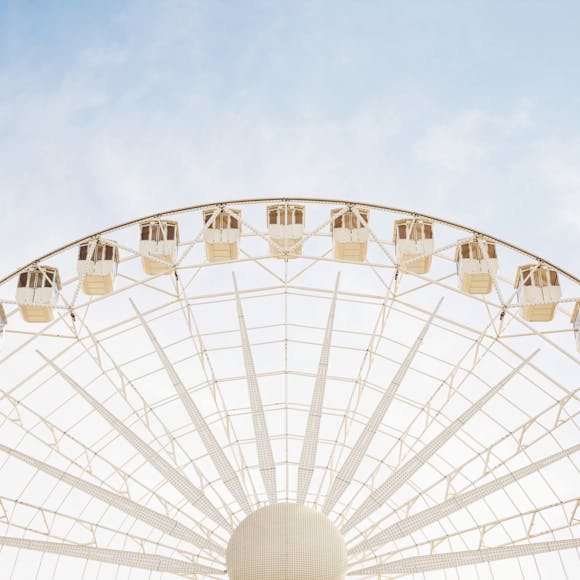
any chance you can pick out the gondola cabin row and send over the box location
[77,239,119,295]
[203,209,241,263]
[267,204,305,258]
[331,207,369,262]
[515,264,562,322]
[140,220,179,275]
[16,266,61,323]
[7,207,575,343]
[393,218,434,274]
[455,239,498,295]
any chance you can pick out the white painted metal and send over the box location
[347,498,580,566]
[0,198,577,580]
[40,354,233,533]
[331,207,369,262]
[349,538,580,576]
[139,220,179,275]
[227,503,346,580]
[394,218,435,274]
[15,265,61,322]
[297,275,340,504]
[455,238,499,294]
[204,208,241,263]
[233,275,277,504]
[573,301,580,352]
[77,238,119,295]
[515,263,563,321]
[0,442,225,555]
[342,351,537,534]
[0,303,5,345]
[322,299,442,516]
[0,536,224,576]
[350,442,580,554]
[267,204,305,258]
[132,301,252,517]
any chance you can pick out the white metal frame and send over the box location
[0,198,578,580]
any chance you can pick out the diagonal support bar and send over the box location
[0,443,225,556]
[297,274,340,504]
[348,538,580,576]
[131,300,252,517]
[38,352,232,533]
[233,275,277,503]
[0,536,225,576]
[322,299,443,516]
[350,442,580,554]
[342,350,538,533]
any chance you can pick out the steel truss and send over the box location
[0,198,578,579]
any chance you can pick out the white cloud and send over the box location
[538,140,580,236]
[414,101,535,173]
[0,0,577,280]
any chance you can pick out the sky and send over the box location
[0,0,579,278]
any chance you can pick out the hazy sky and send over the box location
[1,0,579,277]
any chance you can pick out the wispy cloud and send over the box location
[539,139,580,239]
[415,101,535,173]
[0,1,579,277]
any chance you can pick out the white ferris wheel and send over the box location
[0,198,578,580]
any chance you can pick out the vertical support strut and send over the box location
[349,538,580,576]
[233,275,278,504]
[0,443,225,555]
[0,536,224,576]
[322,299,443,516]
[131,300,252,517]
[350,443,580,554]
[342,350,538,533]
[38,352,233,533]
[297,274,340,504]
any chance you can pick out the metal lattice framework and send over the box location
[0,198,578,579]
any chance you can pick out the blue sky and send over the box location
[1,0,579,275]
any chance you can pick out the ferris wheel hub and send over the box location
[226,502,347,580]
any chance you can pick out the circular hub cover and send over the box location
[227,503,347,580]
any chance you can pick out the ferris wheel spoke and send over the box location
[287,249,334,285]
[0,199,578,580]
[348,497,580,569]
[0,393,144,497]
[75,316,197,468]
[0,389,205,533]
[322,299,443,517]
[504,306,580,367]
[0,535,224,576]
[233,275,277,504]
[348,538,580,576]
[186,310,263,507]
[351,207,397,266]
[342,351,538,534]
[339,318,496,524]
[371,389,580,527]
[349,443,580,555]
[131,301,252,518]
[297,274,340,504]
[356,389,580,544]
[311,274,398,510]
[0,495,223,564]
[238,248,286,285]
[341,299,544,535]
[0,443,225,555]
[38,353,233,533]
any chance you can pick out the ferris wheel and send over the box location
[0,198,578,580]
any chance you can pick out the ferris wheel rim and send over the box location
[0,197,578,579]
[1,196,577,287]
